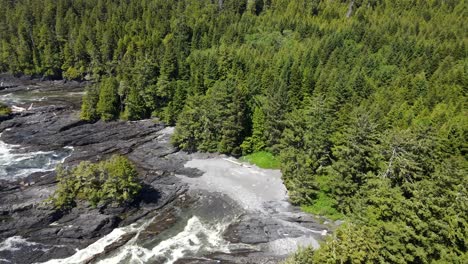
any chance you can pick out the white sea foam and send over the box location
[40,217,154,264]
[0,134,73,180]
[150,217,225,263]
[117,216,235,264]
[0,93,23,105]
[40,228,128,264]
[42,216,249,264]
[0,236,50,253]
[0,237,38,252]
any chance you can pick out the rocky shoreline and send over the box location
[0,78,329,264]
[0,103,197,263]
[0,76,199,263]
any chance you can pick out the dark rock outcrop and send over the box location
[0,103,193,263]
[0,78,330,264]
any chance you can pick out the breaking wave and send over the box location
[0,135,73,180]
[42,215,250,264]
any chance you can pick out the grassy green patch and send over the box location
[240,151,281,169]
[301,192,344,221]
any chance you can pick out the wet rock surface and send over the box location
[0,78,329,264]
[0,80,193,263]
[0,74,85,110]
[172,159,329,264]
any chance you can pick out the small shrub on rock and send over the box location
[0,103,11,116]
[52,155,141,210]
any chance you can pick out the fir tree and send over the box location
[97,77,120,121]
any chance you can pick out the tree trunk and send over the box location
[346,0,355,18]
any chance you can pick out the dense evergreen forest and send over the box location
[1,0,467,262]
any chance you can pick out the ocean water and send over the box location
[0,134,73,181]
[41,215,245,264]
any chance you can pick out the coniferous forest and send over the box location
[1,0,467,262]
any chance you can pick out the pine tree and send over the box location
[241,105,267,154]
[329,110,382,213]
[80,85,100,121]
[97,77,120,121]
[218,77,248,155]
[262,77,289,151]
[124,85,147,120]
[172,95,205,152]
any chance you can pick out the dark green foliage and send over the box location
[3,0,467,262]
[80,85,100,121]
[171,95,205,152]
[315,223,382,263]
[173,75,248,155]
[124,84,148,121]
[283,246,314,264]
[52,155,141,209]
[241,106,267,154]
[328,111,382,213]
[280,96,334,205]
[97,77,120,121]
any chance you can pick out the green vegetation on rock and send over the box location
[300,194,343,221]
[0,103,11,116]
[240,151,280,169]
[52,155,141,210]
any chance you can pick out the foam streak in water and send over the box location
[129,216,232,264]
[0,134,73,180]
[0,237,40,252]
[39,229,128,264]
[97,216,235,264]
[39,217,155,264]
[0,236,53,262]
[42,216,248,264]
[0,93,23,105]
